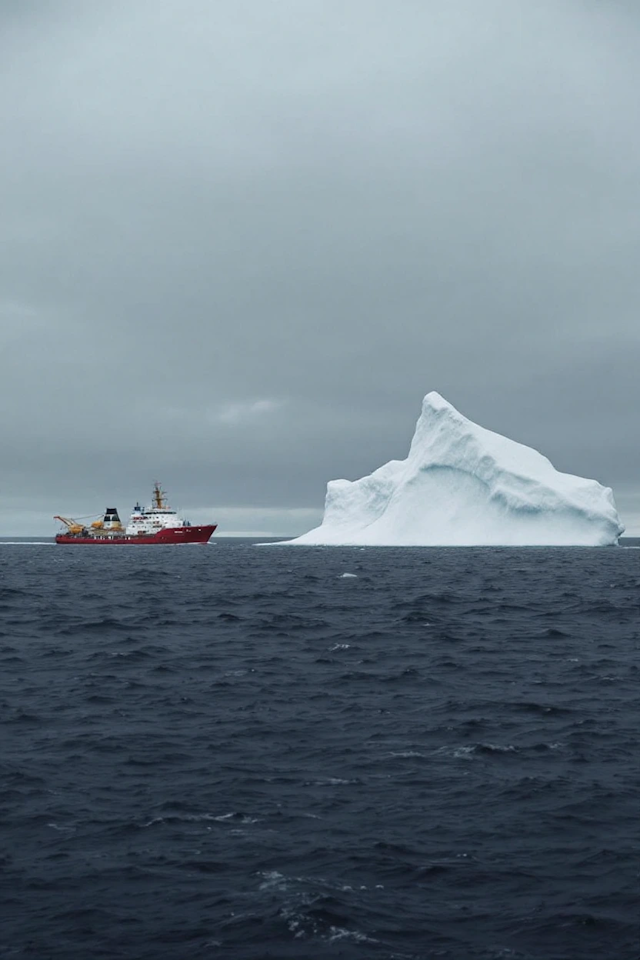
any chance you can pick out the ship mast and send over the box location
[152,482,167,510]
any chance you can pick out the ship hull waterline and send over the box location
[55,525,217,545]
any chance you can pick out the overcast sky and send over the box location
[2,0,640,536]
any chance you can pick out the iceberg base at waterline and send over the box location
[283,392,623,547]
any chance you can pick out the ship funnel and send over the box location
[102,507,122,529]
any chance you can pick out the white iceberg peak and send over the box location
[286,392,623,546]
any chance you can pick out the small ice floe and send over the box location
[339,572,358,579]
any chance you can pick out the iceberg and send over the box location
[286,392,623,546]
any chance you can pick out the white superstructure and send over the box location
[124,483,192,536]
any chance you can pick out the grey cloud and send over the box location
[1,0,640,534]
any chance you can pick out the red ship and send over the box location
[54,483,217,545]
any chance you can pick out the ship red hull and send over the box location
[55,525,217,545]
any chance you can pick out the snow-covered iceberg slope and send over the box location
[286,392,623,546]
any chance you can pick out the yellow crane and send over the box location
[53,516,86,535]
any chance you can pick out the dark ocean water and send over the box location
[1,538,640,960]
